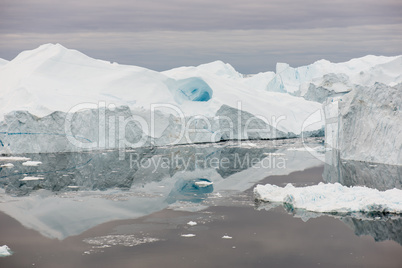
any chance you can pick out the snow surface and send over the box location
[0,58,8,67]
[254,182,402,214]
[0,245,12,257]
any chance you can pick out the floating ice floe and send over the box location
[254,182,402,214]
[181,234,196,238]
[0,163,14,168]
[20,176,44,181]
[22,161,42,166]
[83,234,160,254]
[187,221,197,226]
[0,156,31,161]
[194,181,214,187]
[0,245,12,257]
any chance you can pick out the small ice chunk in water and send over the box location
[181,234,196,238]
[22,161,42,166]
[0,245,12,257]
[187,221,197,226]
[222,235,232,239]
[195,181,213,187]
[0,163,14,168]
[20,176,44,181]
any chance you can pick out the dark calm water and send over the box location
[0,139,401,267]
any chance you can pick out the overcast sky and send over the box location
[0,0,401,73]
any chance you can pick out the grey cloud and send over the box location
[0,0,401,33]
[1,24,401,73]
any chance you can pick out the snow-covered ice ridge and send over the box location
[254,182,402,214]
[0,43,401,154]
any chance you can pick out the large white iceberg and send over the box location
[254,182,402,214]
[0,44,325,154]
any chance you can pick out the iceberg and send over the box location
[0,43,400,156]
[324,82,402,165]
[0,44,325,154]
[266,55,402,102]
[254,182,402,214]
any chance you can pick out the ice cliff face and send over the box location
[0,104,297,154]
[324,83,402,165]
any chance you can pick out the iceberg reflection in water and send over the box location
[323,150,402,191]
[256,149,402,245]
[0,139,322,240]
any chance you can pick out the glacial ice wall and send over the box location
[0,104,297,154]
[324,83,402,165]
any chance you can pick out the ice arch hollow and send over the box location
[175,77,213,102]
